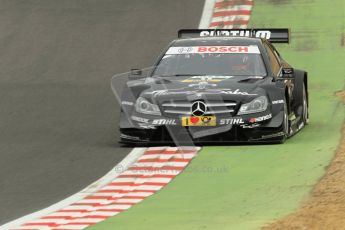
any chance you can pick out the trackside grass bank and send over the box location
[89,0,345,229]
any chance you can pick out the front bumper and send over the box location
[120,126,285,145]
[119,110,286,145]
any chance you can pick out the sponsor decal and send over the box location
[144,90,193,97]
[166,46,260,55]
[219,118,244,125]
[272,100,284,104]
[152,119,177,125]
[182,116,216,126]
[241,123,261,129]
[199,30,271,39]
[248,114,272,123]
[182,76,232,83]
[145,89,256,97]
[188,82,217,89]
[137,123,156,129]
[197,46,251,53]
[131,116,149,123]
[177,47,194,53]
[222,89,257,96]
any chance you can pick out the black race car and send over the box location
[118,29,309,145]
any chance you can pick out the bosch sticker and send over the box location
[166,46,260,55]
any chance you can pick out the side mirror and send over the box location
[281,67,294,79]
[129,68,144,80]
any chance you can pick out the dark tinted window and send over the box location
[153,53,267,77]
[154,45,267,77]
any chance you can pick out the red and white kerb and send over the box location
[209,0,254,29]
[166,46,260,55]
[10,147,200,230]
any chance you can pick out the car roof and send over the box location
[171,37,264,47]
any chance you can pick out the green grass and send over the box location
[89,0,345,229]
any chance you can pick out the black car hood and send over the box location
[138,75,267,103]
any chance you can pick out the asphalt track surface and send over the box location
[0,0,204,224]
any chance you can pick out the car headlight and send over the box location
[135,97,161,115]
[238,96,268,115]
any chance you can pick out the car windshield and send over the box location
[153,45,267,77]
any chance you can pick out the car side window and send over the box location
[264,42,281,76]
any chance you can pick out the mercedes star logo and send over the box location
[191,101,207,116]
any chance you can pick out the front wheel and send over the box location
[280,100,290,143]
[302,84,309,125]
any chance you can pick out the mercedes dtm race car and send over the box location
[118,29,309,145]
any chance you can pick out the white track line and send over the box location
[199,0,216,28]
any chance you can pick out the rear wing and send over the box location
[178,28,290,43]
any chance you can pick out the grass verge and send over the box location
[88,0,345,229]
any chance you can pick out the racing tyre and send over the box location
[280,100,290,143]
[302,84,309,125]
